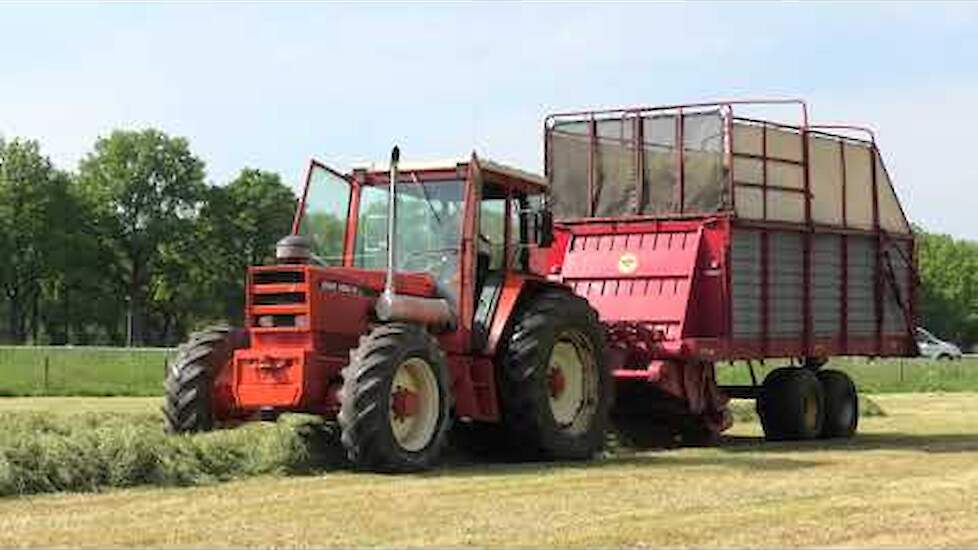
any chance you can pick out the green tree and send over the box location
[916,227,978,348]
[39,171,126,345]
[195,168,297,325]
[0,138,70,342]
[77,129,206,345]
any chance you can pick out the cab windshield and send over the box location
[296,165,464,280]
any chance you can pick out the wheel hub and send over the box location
[803,393,818,430]
[391,386,420,420]
[388,357,440,452]
[546,332,596,431]
[548,367,567,398]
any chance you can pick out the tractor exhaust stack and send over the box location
[384,145,399,302]
[374,146,454,329]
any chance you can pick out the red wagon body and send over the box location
[542,100,918,435]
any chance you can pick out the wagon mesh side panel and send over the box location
[882,239,912,334]
[682,113,726,214]
[811,234,842,338]
[549,122,591,219]
[642,115,678,214]
[847,236,876,337]
[768,232,804,339]
[730,229,762,338]
[548,111,726,219]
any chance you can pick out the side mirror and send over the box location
[536,210,554,248]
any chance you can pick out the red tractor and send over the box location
[165,148,611,471]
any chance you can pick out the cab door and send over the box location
[293,159,355,266]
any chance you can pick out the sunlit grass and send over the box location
[1,393,976,547]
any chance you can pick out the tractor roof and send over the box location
[350,155,547,190]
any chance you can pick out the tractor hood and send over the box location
[312,266,439,298]
[246,264,449,333]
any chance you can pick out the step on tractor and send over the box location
[165,99,919,471]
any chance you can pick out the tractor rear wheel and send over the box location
[817,369,858,438]
[757,367,824,441]
[163,326,247,433]
[500,290,611,460]
[338,323,452,472]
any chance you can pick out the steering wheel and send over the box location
[400,249,459,279]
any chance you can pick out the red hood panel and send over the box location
[315,266,438,297]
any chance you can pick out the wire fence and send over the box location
[1,346,976,398]
[0,346,176,397]
[717,355,978,393]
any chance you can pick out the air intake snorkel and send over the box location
[374,146,455,329]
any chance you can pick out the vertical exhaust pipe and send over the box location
[374,146,455,328]
[381,146,400,314]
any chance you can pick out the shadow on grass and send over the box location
[715,431,978,454]
[426,452,823,479]
[302,424,825,478]
[320,427,978,478]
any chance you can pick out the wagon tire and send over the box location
[817,369,858,438]
[757,367,824,441]
[500,290,611,460]
[338,323,452,472]
[163,325,248,433]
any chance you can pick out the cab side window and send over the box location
[479,186,508,271]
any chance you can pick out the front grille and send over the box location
[253,314,300,328]
[254,270,305,284]
[253,292,306,305]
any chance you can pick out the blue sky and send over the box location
[2,2,977,238]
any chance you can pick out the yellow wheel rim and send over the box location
[389,357,440,452]
[546,330,598,434]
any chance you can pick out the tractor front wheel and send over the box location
[501,290,611,460]
[163,326,247,433]
[338,323,452,472]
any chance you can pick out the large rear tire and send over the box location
[500,290,611,460]
[163,326,248,433]
[817,369,858,438]
[338,323,452,472]
[757,367,824,441]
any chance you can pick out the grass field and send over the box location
[717,355,978,392]
[1,345,977,397]
[0,393,976,547]
[0,347,171,397]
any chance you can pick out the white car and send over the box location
[915,327,963,360]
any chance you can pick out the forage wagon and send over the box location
[543,99,916,442]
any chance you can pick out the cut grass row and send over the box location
[2,346,975,396]
[0,394,885,499]
[0,406,342,498]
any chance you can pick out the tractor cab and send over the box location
[286,154,553,350]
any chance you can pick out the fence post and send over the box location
[899,359,904,385]
[43,354,50,393]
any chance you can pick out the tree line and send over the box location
[0,130,295,346]
[1,129,976,349]
[916,229,978,349]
